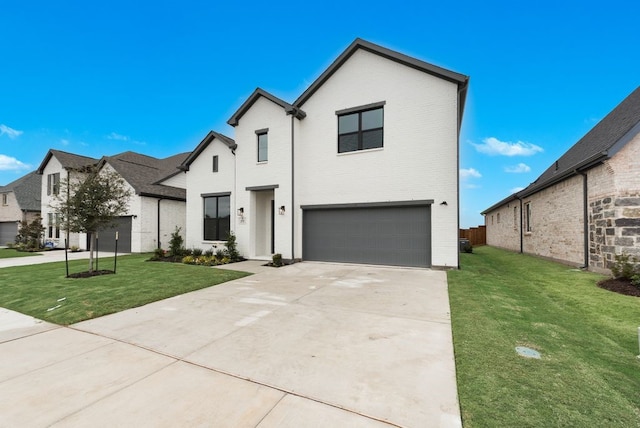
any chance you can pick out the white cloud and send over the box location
[60,139,70,146]
[465,183,481,189]
[107,132,130,141]
[504,163,531,173]
[0,124,23,139]
[472,137,543,156]
[0,154,30,171]
[460,168,482,179]
[510,186,525,193]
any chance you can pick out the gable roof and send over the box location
[179,131,236,171]
[482,86,640,214]
[227,88,306,127]
[36,149,98,174]
[0,171,41,212]
[294,38,469,109]
[100,151,190,201]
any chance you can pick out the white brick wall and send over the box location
[296,49,460,268]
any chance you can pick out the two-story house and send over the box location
[0,171,41,245]
[182,38,468,268]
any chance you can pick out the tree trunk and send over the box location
[89,232,96,272]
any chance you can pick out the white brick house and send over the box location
[482,87,640,272]
[37,149,188,252]
[182,39,468,268]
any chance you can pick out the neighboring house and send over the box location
[98,151,189,252]
[482,86,640,273]
[181,38,469,268]
[37,149,99,249]
[0,171,42,245]
[37,149,188,252]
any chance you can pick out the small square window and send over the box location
[212,155,219,172]
[257,133,268,162]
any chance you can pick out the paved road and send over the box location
[0,260,461,427]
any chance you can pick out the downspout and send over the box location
[577,170,589,269]
[290,114,295,262]
[157,198,162,249]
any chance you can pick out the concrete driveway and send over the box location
[0,261,461,427]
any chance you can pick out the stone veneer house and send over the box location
[482,86,640,272]
[180,38,469,268]
[0,171,42,245]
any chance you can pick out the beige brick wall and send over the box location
[521,174,585,266]
[485,199,521,252]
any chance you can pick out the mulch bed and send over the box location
[67,270,115,278]
[597,278,640,297]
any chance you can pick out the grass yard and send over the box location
[0,254,250,325]
[448,246,640,427]
[0,248,41,259]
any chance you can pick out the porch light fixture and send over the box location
[279,205,285,215]
[440,201,448,206]
[237,207,244,216]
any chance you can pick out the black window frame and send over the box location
[203,195,231,241]
[212,155,219,173]
[256,130,268,162]
[337,102,385,154]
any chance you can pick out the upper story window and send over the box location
[212,155,219,172]
[256,129,268,162]
[525,203,532,232]
[1,193,7,205]
[47,173,60,196]
[337,102,385,153]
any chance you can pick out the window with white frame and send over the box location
[47,213,60,239]
[47,173,60,196]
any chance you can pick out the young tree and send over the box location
[15,215,45,250]
[52,166,132,272]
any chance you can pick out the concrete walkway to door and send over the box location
[0,261,461,427]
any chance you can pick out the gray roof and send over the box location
[0,171,41,212]
[36,149,99,174]
[482,86,640,214]
[227,88,306,127]
[179,131,236,171]
[101,151,189,201]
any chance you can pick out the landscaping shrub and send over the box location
[611,253,640,286]
[168,227,185,257]
[192,247,203,257]
[224,231,242,262]
[204,248,214,258]
[15,216,45,251]
[272,253,283,267]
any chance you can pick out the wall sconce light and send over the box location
[237,207,244,216]
[440,201,448,206]
[279,205,286,215]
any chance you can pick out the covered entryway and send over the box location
[302,203,431,267]
[0,222,18,246]
[247,186,276,258]
[89,217,132,253]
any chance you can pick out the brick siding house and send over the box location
[0,171,41,245]
[482,86,640,272]
[181,38,469,268]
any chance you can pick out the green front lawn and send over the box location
[0,248,41,259]
[0,254,250,325]
[448,246,640,427]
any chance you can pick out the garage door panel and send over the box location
[0,222,18,246]
[91,217,132,253]
[303,206,431,268]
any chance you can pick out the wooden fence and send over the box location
[460,225,486,246]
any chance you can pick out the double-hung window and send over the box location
[203,194,231,241]
[47,173,60,196]
[256,129,268,162]
[48,213,60,239]
[337,102,384,153]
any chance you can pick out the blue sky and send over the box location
[1,1,638,227]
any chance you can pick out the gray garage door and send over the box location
[303,205,431,268]
[0,222,18,246]
[89,217,132,253]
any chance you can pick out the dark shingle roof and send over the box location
[102,151,189,201]
[0,171,41,212]
[179,131,236,171]
[227,88,306,127]
[36,149,99,173]
[482,86,640,214]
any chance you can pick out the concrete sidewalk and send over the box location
[0,249,125,269]
[0,262,461,427]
